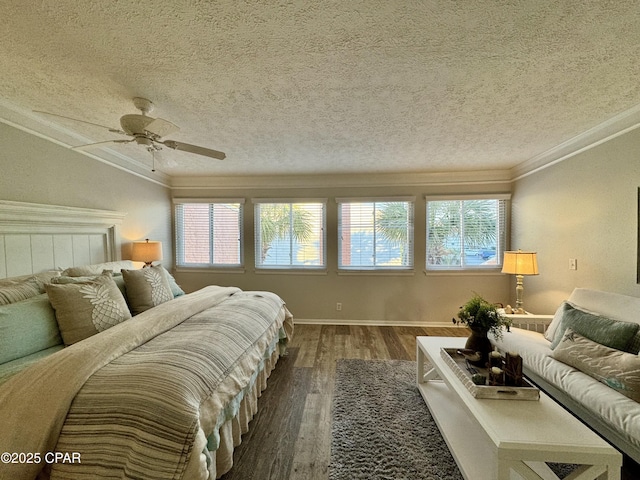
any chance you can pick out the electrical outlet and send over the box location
[336,302,342,311]
[569,258,577,270]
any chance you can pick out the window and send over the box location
[337,198,414,270]
[175,200,243,268]
[254,200,326,269]
[425,196,509,270]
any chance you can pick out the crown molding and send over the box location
[511,103,640,180]
[169,169,513,190]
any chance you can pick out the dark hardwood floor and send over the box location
[219,324,639,480]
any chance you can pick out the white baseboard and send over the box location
[294,318,459,328]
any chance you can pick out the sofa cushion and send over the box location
[550,302,639,351]
[0,294,62,364]
[46,273,131,346]
[493,327,640,453]
[552,329,640,402]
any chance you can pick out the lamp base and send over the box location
[515,274,525,312]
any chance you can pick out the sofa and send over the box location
[490,288,640,464]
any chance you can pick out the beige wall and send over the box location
[172,183,512,325]
[511,128,640,314]
[0,122,173,265]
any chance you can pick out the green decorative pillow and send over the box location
[122,266,173,315]
[0,294,62,364]
[161,266,185,297]
[45,273,131,346]
[0,277,42,305]
[552,329,640,402]
[550,302,639,351]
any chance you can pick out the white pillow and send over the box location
[544,302,565,341]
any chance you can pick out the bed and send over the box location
[0,200,293,480]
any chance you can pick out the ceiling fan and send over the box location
[35,97,226,165]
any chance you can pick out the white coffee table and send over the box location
[416,336,622,480]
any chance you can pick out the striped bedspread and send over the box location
[0,287,292,480]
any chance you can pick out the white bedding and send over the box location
[0,286,293,480]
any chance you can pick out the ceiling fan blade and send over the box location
[161,140,226,160]
[145,117,180,138]
[34,110,125,135]
[71,139,135,151]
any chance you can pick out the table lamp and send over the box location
[501,250,538,313]
[132,239,163,267]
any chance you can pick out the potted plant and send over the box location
[453,293,511,365]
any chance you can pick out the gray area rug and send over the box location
[330,358,576,480]
[330,358,463,480]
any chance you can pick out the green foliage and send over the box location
[259,204,314,262]
[453,293,511,340]
[427,199,498,266]
[376,202,411,265]
[376,202,409,246]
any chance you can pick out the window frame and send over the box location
[336,196,415,272]
[425,194,510,272]
[253,198,327,271]
[174,198,245,270]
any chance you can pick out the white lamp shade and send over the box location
[501,250,538,275]
[132,239,163,264]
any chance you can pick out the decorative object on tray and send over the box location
[453,293,511,365]
[441,348,539,400]
[504,351,523,386]
[489,366,504,386]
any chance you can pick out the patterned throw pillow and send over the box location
[52,271,128,301]
[552,329,640,402]
[122,266,173,315]
[0,277,43,305]
[45,273,132,346]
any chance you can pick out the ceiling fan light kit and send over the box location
[35,97,226,169]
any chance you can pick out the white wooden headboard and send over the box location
[0,200,126,278]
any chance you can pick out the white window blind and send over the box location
[175,201,243,267]
[338,199,414,270]
[254,200,326,269]
[425,196,508,270]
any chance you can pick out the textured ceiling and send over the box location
[1,0,640,181]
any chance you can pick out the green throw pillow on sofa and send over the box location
[550,302,639,351]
